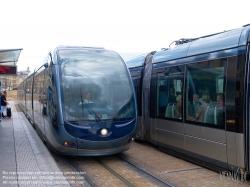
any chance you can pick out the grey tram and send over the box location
[126,24,250,173]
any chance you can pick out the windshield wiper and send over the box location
[80,89,101,122]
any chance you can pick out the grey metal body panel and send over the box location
[155,119,184,134]
[136,116,143,139]
[236,133,244,168]
[226,131,237,168]
[184,135,227,163]
[184,124,226,144]
[156,129,184,150]
[150,118,157,143]
[226,132,244,169]
[155,119,184,149]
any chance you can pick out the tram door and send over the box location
[184,58,229,167]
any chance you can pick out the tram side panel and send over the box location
[43,56,78,155]
[34,67,49,138]
[151,65,185,150]
[150,49,247,172]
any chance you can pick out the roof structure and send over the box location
[0,48,23,75]
[0,49,23,64]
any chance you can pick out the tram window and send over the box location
[186,58,226,128]
[157,66,184,120]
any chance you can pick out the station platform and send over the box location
[0,101,70,187]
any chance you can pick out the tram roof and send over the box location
[53,45,105,51]
[153,25,250,64]
[125,53,148,68]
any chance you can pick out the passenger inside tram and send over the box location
[168,87,176,103]
[188,93,201,121]
[216,93,224,108]
[174,94,182,119]
[195,94,211,122]
[215,93,225,125]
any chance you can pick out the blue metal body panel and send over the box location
[153,26,250,65]
[126,53,148,68]
[64,119,136,141]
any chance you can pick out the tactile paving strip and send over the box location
[11,103,70,187]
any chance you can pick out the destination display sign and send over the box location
[0,66,17,75]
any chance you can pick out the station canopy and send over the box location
[0,49,23,75]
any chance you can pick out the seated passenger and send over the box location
[188,94,201,121]
[198,89,210,103]
[216,93,225,125]
[174,95,182,119]
[216,93,224,108]
[79,91,94,104]
[196,94,210,122]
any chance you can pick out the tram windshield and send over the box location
[58,49,135,122]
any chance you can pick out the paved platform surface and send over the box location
[0,101,70,187]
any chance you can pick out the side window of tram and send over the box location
[157,66,184,120]
[185,59,226,128]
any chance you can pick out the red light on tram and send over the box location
[70,142,76,147]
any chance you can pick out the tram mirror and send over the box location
[44,62,49,68]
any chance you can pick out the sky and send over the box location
[0,0,249,72]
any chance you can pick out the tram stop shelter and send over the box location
[0,48,22,75]
[0,48,23,124]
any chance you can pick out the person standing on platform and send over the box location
[1,91,9,118]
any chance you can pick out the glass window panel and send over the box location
[58,50,135,122]
[186,59,226,128]
[157,66,184,120]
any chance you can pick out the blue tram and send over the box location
[126,24,250,173]
[17,46,137,156]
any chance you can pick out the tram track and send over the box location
[62,156,97,187]
[57,154,176,187]
[92,155,176,187]
[115,154,176,187]
[94,158,135,187]
[50,151,95,187]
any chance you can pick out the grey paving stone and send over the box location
[0,101,70,187]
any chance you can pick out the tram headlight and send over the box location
[101,128,108,136]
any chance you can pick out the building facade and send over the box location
[0,70,30,90]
